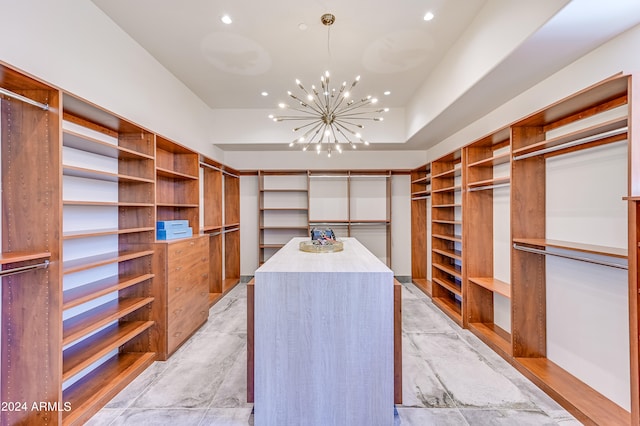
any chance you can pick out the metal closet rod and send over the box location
[0,260,50,278]
[199,162,239,178]
[512,126,628,161]
[208,228,239,237]
[411,196,430,201]
[513,243,627,270]
[0,87,49,111]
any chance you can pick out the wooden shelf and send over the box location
[515,357,630,426]
[432,233,462,243]
[467,176,511,189]
[156,166,198,180]
[467,151,510,168]
[63,250,154,274]
[62,352,156,426]
[63,200,154,207]
[513,238,627,258]
[468,277,511,298]
[0,251,51,265]
[432,295,462,322]
[63,165,154,183]
[309,220,350,224]
[260,207,308,211]
[432,276,462,297]
[431,167,462,179]
[224,222,240,228]
[63,130,153,160]
[203,225,223,232]
[411,189,431,197]
[468,322,512,356]
[433,248,462,261]
[433,263,462,280]
[432,219,461,225]
[411,176,431,185]
[261,188,307,192]
[156,202,199,208]
[260,244,285,249]
[512,117,628,158]
[63,273,155,310]
[432,204,461,208]
[412,278,431,297]
[63,227,154,239]
[260,225,308,230]
[209,292,223,307]
[62,297,154,346]
[222,277,240,293]
[62,321,154,381]
[431,185,461,194]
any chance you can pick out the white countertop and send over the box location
[256,237,392,274]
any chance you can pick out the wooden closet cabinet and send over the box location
[152,235,209,360]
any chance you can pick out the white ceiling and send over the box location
[91,0,640,151]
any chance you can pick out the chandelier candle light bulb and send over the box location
[270,13,387,157]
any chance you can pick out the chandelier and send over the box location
[270,13,388,157]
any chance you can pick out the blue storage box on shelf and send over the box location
[157,220,189,229]
[156,220,192,240]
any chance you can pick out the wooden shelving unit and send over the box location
[1,64,62,426]
[464,127,512,357]
[59,96,157,425]
[200,157,224,305]
[155,136,200,232]
[430,151,464,326]
[258,171,309,265]
[223,169,241,292]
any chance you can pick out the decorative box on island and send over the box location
[156,220,192,240]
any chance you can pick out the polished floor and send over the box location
[88,281,580,425]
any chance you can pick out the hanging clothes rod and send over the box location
[0,260,50,278]
[199,162,240,178]
[0,87,49,111]
[513,243,627,270]
[468,183,510,192]
[513,127,628,161]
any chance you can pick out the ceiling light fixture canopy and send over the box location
[270,13,388,157]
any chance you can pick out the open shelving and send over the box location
[59,96,157,425]
[430,151,464,326]
[464,127,513,357]
[258,171,309,265]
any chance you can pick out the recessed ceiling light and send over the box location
[423,12,434,21]
[384,91,391,96]
[298,23,308,31]
[221,15,232,24]
[261,91,269,97]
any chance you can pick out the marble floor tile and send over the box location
[459,408,560,425]
[94,282,577,425]
[408,333,534,409]
[395,407,468,425]
[200,407,253,425]
[84,408,124,426]
[109,408,207,425]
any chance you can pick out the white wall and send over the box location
[0,0,223,161]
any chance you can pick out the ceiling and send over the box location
[92,0,640,151]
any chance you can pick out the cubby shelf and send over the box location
[468,277,511,298]
[63,250,154,275]
[62,274,155,310]
[155,166,198,180]
[63,200,155,207]
[63,130,154,160]
[62,320,154,381]
[433,248,462,261]
[62,352,156,426]
[63,165,155,183]
[63,227,155,239]
[0,251,51,264]
[467,151,510,168]
[62,297,154,346]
